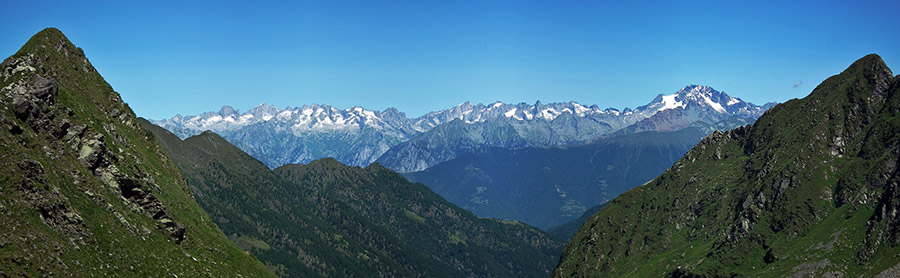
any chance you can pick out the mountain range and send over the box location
[154,85,775,172]
[554,55,900,277]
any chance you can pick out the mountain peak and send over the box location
[794,54,894,110]
[218,105,238,116]
[676,84,722,97]
[652,85,738,114]
[17,28,69,54]
[845,54,889,75]
[456,101,473,107]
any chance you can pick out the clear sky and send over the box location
[2,1,898,119]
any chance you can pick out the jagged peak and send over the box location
[218,105,238,116]
[674,84,728,98]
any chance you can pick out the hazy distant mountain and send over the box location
[404,127,710,230]
[153,104,420,168]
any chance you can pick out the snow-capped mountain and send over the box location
[638,85,771,118]
[159,103,417,138]
[153,103,420,168]
[411,101,640,131]
[153,85,773,170]
[614,85,777,134]
[377,85,774,172]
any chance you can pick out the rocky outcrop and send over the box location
[1,53,184,243]
[17,159,89,244]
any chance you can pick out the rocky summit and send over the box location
[554,54,900,277]
[0,28,272,276]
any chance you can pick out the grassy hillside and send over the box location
[554,55,900,277]
[547,202,607,241]
[0,28,272,276]
[142,119,565,277]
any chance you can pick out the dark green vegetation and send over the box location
[142,120,564,277]
[547,202,607,241]
[554,55,900,277]
[0,29,272,276]
[405,127,708,230]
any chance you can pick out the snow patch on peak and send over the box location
[702,94,727,113]
[659,94,685,111]
[522,109,533,120]
[727,97,740,105]
[504,108,517,118]
[540,108,559,120]
[572,103,590,115]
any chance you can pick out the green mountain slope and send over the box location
[142,120,565,277]
[554,54,900,277]
[547,202,608,241]
[405,127,708,230]
[0,28,272,276]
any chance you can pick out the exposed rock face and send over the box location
[17,159,89,244]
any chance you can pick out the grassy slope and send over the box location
[554,54,900,277]
[547,202,608,241]
[0,28,272,276]
[142,119,565,277]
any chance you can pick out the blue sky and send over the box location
[2,1,898,119]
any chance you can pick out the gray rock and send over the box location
[31,77,57,103]
[13,96,35,121]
